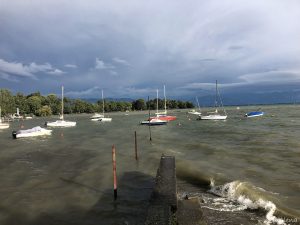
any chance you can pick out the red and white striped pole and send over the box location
[112,144,117,200]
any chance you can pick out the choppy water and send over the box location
[0,104,299,225]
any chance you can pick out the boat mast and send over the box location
[215,80,227,116]
[164,85,167,114]
[156,89,159,114]
[102,90,105,117]
[196,97,201,113]
[215,80,218,112]
[61,86,64,120]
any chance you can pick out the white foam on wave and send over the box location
[209,181,287,225]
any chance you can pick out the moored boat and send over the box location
[96,90,112,122]
[99,117,112,122]
[46,120,76,127]
[90,113,104,121]
[46,86,76,127]
[12,126,52,139]
[140,118,167,126]
[151,85,176,121]
[199,80,227,120]
[152,114,177,121]
[199,110,227,120]
[188,97,202,115]
[245,111,264,118]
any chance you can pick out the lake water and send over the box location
[0,105,299,225]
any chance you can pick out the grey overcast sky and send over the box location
[1,0,300,99]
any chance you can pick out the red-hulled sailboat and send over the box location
[150,85,177,121]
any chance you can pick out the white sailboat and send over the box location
[98,90,112,122]
[90,113,104,121]
[152,85,176,121]
[199,80,227,120]
[46,86,77,127]
[0,106,9,129]
[188,97,202,115]
[11,108,23,120]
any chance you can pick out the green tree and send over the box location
[132,99,146,110]
[44,94,60,115]
[36,105,52,117]
[63,97,73,114]
[14,92,29,115]
[73,99,86,113]
[0,89,15,115]
[177,101,187,109]
[27,96,42,115]
[186,101,194,108]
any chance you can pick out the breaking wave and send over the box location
[208,181,299,225]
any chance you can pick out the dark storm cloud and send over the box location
[0,0,300,98]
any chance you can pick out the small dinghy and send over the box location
[12,126,52,139]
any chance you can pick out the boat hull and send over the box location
[90,113,104,121]
[150,115,177,121]
[99,118,112,122]
[46,120,76,127]
[12,126,52,139]
[0,123,9,129]
[245,111,264,118]
[199,115,227,120]
[141,118,167,126]
[91,118,100,121]
[140,121,167,126]
[188,111,201,115]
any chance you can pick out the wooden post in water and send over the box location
[134,131,138,160]
[112,145,117,200]
[148,96,152,141]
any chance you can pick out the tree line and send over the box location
[0,89,194,117]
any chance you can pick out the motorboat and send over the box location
[12,126,52,139]
[245,111,264,118]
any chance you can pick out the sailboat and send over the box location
[199,80,227,120]
[46,86,77,127]
[0,106,9,129]
[141,89,167,126]
[151,85,176,121]
[188,97,202,115]
[11,108,23,120]
[97,90,112,122]
[90,113,104,121]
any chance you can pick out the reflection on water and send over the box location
[0,105,299,224]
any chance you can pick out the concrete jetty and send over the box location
[145,155,206,225]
